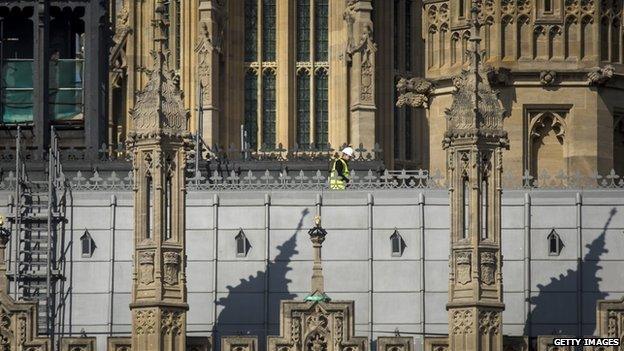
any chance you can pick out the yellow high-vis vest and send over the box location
[329,158,350,190]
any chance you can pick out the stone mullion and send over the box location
[256,0,264,149]
[276,0,291,149]
[309,0,316,146]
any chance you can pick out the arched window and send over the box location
[547,229,563,256]
[81,230,95,258]
[244,0,277,150]
[314,68,329,149]
[462,175,470,239]
[390,229,405,257]
[295,0,329,150]
[297,70,311,148]
[235,229,250,257]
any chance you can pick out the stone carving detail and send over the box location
[539,71,557,86]
[445,64,506,132]
[587,65,615,85]
[162,310,183,335]
[451,309,474,334]
[305,332,327,351]
[292,316,301,345]
[396,77,435,109]
[136,309,156,335]
[350,25,377,103]
[163,251,180,286]
[456,251,472,285]
[195,18,224,105]
[334,313,344,347]
[529,111,567,142]
[478,311,501,335]
[128,46,189,138]
[343,0,358,59]
[480,252,497,285]
[139,250,155,285]
[60,337,97,351]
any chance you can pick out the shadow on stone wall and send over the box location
[214,208,309,350]
[524,208,616,337]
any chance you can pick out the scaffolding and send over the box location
[6,126,68,348]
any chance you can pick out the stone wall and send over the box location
[1,188,623,351]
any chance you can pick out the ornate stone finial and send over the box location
[126,0,190,141]
[442,3,507,148]
[587,65,615,86]
[313,215,321,227]
[306,216,329,302]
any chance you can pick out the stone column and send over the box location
[443,8,507,351]
[306,216,329,302]
[126,3,191,350]
[399,6,507,351]
[196,0,224,148]
[345,0,377,151]
[33,0,50,158]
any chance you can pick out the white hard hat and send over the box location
[342,147,354,156]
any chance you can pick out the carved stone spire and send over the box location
[306,216,330,302]
[127,2,191,350]
[127,0,189,140]
[443,5,507,351]
[443,6,506,139]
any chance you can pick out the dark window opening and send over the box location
[49,6,85,123]
[0,6,34,124]
[462,175,470,239]
[390,229,406,257]
[235,229,250,257]
[544,0,552,12]
[81,230,96,258]
[146,175,153,240]
[547,229,563,256]
[164,176,172,240]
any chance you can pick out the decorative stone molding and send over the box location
[451,309,474,335]
[377,336,413,351]
[455,251,472,285]
[424,337,449,351]
[596,297,624,342]
[480,252,497,286]
[587,65,615,85]
[163,251,181,286]
[61,337,97,351]
[425,336,528,351]
[528,110,567,143]
[107,337,132,351]
[396,77,435,109]
[187,336,212,351]
[221,336,257,351]
[539,71,557,86]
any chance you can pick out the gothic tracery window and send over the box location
[244,0,277,151]
[526,109,568,181]
[295,0,329,150]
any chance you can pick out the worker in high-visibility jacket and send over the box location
[329,147,354,190]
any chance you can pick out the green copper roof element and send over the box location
[304,293,330,302]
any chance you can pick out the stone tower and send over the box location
[443,6,508,351]
[126,1,191,350]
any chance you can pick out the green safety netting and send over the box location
[49,60,84,121]
[1,59,84,123]
[1,60,34,123]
